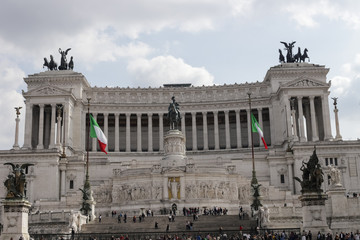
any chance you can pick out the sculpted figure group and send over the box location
[279,41,310,63]
[294,149,324,193]
[43,48,74,71]
[3,162,34,199]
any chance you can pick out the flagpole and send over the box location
[81,97,92,217]
[85,98,91,189]
[248,92,262,212]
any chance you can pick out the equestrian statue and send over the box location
[168,96,181,130]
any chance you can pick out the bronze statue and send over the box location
[69,56,74,70]
[280,41,296,63]
[300,48,310,62]
[294,148,324,193]
[15,107,22,116]
[293,47,301,63]
[3,162,34,199]
[43,55,58,71]
[168,96,181,130]
[278,49,285,63]
[58,48,71,70]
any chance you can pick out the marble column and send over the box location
[22,103,33,149]
[309,96,319,141]
[285,97,292,139]
[92,113,98,152]
[56,106,62,147]
[60,164,66,196]
[104,113,108,152]
[224,110,231,149]
[159,113,164,151]
[49,104,56,148]
[137,113,142,152]
[191,112,197,150]
[287,159,295,194]
[246,109,251,148]
[321,95,333,140]
[13,114,20,150]
[181,112,186,138]
[202,111,209,150]
[37,104,45,149]
[291,107,298,141]
[214,111,220,150]
[115,113,120,152]
[297,96,306,142]
[235,109,242,148]
[148,113,153,152]
[334,107,342,141]
[126,113,131,152]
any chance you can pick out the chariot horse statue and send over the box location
[168,96,181,130]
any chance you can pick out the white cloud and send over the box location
[330,76,352,96]
[127,55,214,87]
[0,61,26,149]
[283,0,360,29]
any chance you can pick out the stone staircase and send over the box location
[80,215,257,233]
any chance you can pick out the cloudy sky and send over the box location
[0,0,360,149]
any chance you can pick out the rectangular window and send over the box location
[330,158,333,165]
[280,174,285,184]
[70,180,74,189]
[325,158,328,166]
[335,158,338,166]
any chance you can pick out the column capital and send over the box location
[137,113,142,117]
[202,111,207,116]
[235,109,240,114]
[114,112,120,117]
[125,113,131,117]
[38,104,45,108]
[50,103,57,108]
[158,112,164,117]
[103,112,109,117]
[309,96,315,100]
[213,110,218,115]
[92,112,98,117]
[297,96,304,100]
[224,110,229,115]
[257,108,262,112]
[147,113,153,117]
[191,112,197,116]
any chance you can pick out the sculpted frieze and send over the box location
[184,180,237,200]
[113,182,152,202]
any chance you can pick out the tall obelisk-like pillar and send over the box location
[12,107,22,150]
[332,97,342,141]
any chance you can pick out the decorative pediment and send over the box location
[281,77,329,89]
[24,85,71,96]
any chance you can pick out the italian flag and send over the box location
[251,113,268,150]
[90,114,108,154]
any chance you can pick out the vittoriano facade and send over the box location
[1,62,360,232]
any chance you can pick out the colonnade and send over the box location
[22,103,65,150]
[287,95,332,142]
[87,108,271,153]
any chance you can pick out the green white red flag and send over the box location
[90,114,108,154]
[251,113,268,150]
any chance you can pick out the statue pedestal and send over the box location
[327,187,348,230]
[299,192,330,234]
[0,199,31,240]
[161,130,187,169]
